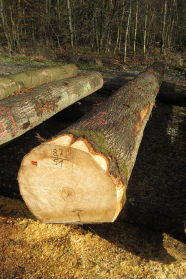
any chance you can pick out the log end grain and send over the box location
[18,134,125,223]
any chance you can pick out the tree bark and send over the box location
[0,71,103,147]
[0,64,78,100]
[18,62,165,224]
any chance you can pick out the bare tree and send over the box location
[133,0,138,55]
[124,0,131,63]
[0,0,11,53]
[67,0,74,49]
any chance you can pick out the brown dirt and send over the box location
[1,196,186,279]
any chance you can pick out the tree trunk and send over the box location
[0,71,103,147]
[0,0,11,54]
[133,0,138,55]
[124,1,131,63]
[162,0,167,52]
[143,2,148,57]
[67,0,74,49]
[18,62,165,224]
[0,64,78,100]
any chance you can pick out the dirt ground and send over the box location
[0,59,186,278]
[1,195,186,279]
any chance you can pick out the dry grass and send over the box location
[0,196,186,279]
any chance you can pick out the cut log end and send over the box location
[18,134,125,224]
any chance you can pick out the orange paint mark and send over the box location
[31,161,38,166]
[133,103,150,137]
[98,118,108,125]
[35,100,57,113]
[9,86,37,98]
[99,112,107,115]
[30,121,37,128]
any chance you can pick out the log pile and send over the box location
[0,64,78,99]
[0,71,103,147]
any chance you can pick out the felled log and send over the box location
[0,72,103,147]
[18,62,165,224]
[0,64,78,99]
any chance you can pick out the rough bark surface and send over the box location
[0,64,78,99]
[0,72,103,147]
[18,62,165,224]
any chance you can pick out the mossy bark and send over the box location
[0,64,78,99]
[0,71,103,147]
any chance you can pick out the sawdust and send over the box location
[0,196,186,279]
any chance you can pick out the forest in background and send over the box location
[0,0,186,66]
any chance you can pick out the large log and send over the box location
[0,72,103,147]
[0,64,78,99]
[18,62,165,224]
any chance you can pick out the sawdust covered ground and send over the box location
[0,60,186,278]
[0,196,186,279]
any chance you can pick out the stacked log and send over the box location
[0,71,103,147]
[0,64,78,99]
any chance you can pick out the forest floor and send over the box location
[0,54,186,278]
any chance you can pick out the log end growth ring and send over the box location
[18,135,124,223]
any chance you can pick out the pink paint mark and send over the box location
[0,112,4,116]
[99,112,107,115]
[98,118,108,125]
[0,122,6,135]
[0,106,17,138]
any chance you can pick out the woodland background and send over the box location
[0,0,186,66]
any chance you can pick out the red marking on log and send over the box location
[31,161,38,166]
[82,114,108,126]
[0,122,6,135]
[98,118,108,125]
[0,106,17,138]
[99,112,107,115]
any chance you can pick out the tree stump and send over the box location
[18,62,165,224]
